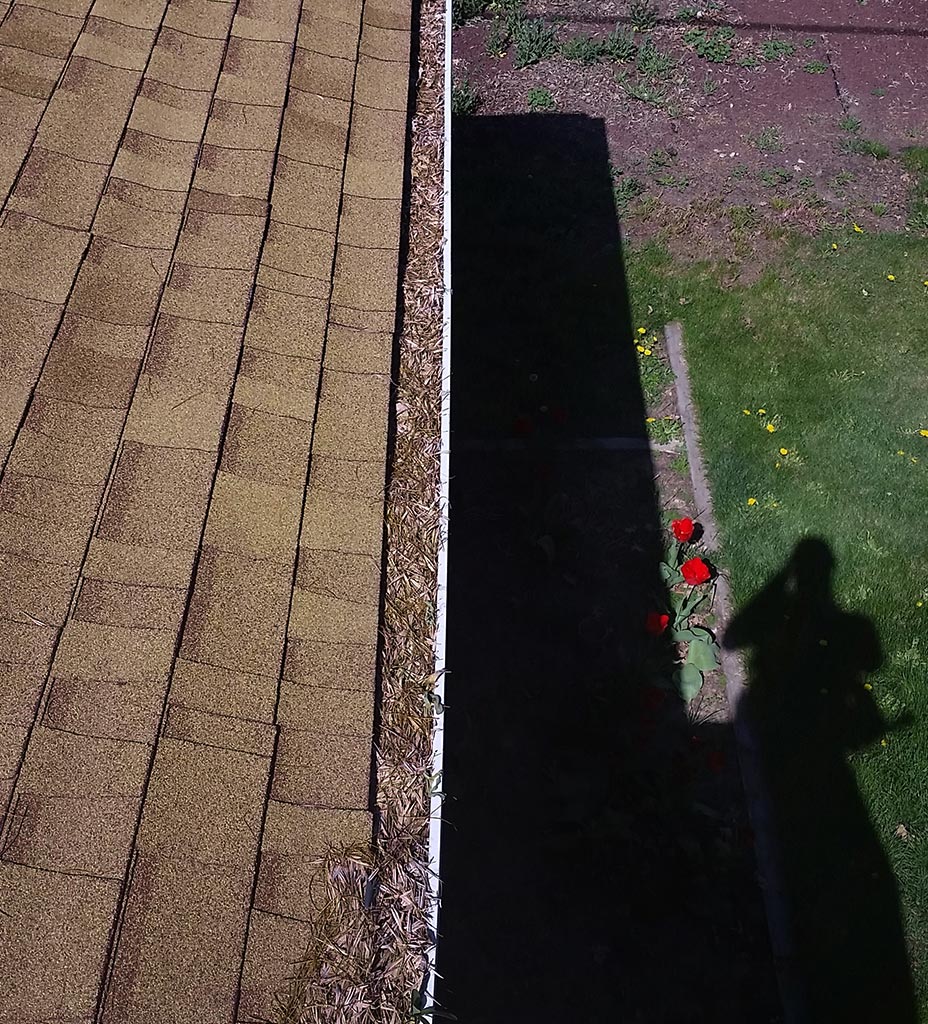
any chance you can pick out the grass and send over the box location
[452,0,487,27]
[649,147,676,171]
[750,125,784,154]
[626,233,928,1014]
[527,86,555,111]
[758,167,793,188]
[901,147,928,234]
[636,36,677,79]
[451,78,480,115]
[728,204,760,233]
[803,59,829,74]
[638,348,674,406]
[840,137,892,160]
[629,0,658,31]
[511,16,557,67]
[618,73,668,107]
[602,25,638,61]
[647,415,683,444]
[560,25,637,63]
[702,74,719,97]
[560,32,605,64]
[760,39,796,60]
[485,15,508,56]
[613,173,647,213]
[633,195,660,220]
[655,172,690,189]
[830,170,855,193]
[670,451,690,475]
[684,26,735,63]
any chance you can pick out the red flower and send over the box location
[639,684,667,712]
[645,611,670,636]
[550,404,569,426]
[671,517,695,543]
[681,557,711,586]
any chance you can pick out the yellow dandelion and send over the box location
[646,416,656,423]
[643,348,652,356]
[638,326,647,334]
[919,429,928,437]
[917,600,924,608]
[636,344,645,353]
[779,447,788,456]
[775,461,781,469]
[881,738,888,747]
[912,457,919,464]
[887,273,896,281]
[853,223,863,233]
[897,450,906,456]
[923,280,928,286]
[758,408,767,415]
[766,422,776,433]
[863,683,873,691]
[831,243,838,250]
[747,497,757,506]
[742,409,751,415]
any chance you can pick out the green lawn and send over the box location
[626,232,928,1016]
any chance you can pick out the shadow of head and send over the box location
[725,536,882,705]
[790,535,833,601]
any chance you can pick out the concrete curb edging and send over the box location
[664,320,807,1024]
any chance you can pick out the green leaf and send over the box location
[669,538,681,567]
[660,562,684,585]
[679,624,714,642]
[686,637,720,671]
[669,590,685,614]
[679,590,708,620]
[675,663,703,701]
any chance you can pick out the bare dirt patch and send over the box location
[454,0,928,260]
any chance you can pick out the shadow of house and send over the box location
[726,537,916,1024]
[437,113,778,1023]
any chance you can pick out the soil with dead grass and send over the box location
[454,0,928,268]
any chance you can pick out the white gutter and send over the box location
[423,0,452,1010]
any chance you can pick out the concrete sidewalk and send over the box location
[0,0,409,1019]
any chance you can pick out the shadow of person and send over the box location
[725,537,915,1023]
